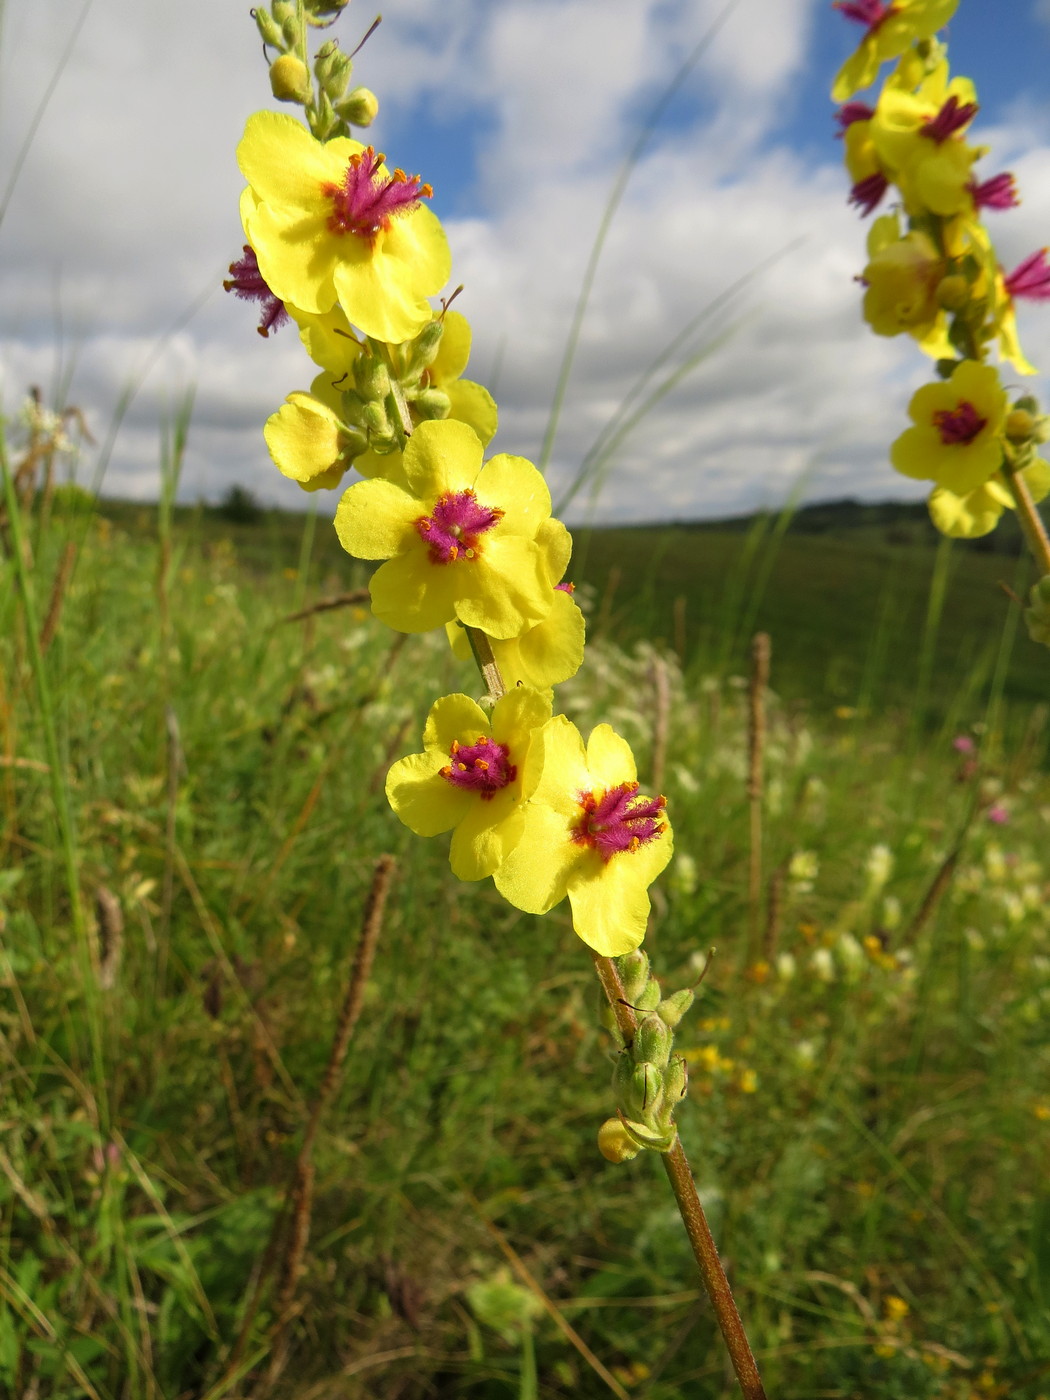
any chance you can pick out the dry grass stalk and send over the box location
[281,588,370,624]
[39,541,76,654]
[649,651,671,793]
[267,854,396,1373]
[747,632,771,953]
[95,885,124,991]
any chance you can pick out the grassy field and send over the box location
[1,500,1049,1398]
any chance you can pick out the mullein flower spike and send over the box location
[832,0,1050,540]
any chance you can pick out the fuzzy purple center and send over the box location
[835,102,875,134]
[572,782,667,863]
[440,737,516,799]
[833,0,894,32]
[849,172,889,216]
[1005,249,1050,302]
[322,146,433,242]
[223,246,289,337]
[920,95,979,145]
[415,490,504,564]
[970,172,1018,211]
[933,400,986,446]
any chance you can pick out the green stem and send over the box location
[1,425,108,1131]
[591,952,768,1399]
[1003,459,1050,577]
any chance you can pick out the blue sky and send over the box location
[2,0,1050,523]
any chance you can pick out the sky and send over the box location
[2,0,1050,524]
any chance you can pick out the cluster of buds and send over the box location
[833,0,1050,552]
[253,0,377,138]
[597,950,695,1161]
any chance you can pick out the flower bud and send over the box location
[1006,408,1036,442]
[597,1118,640,1163]
[635,979,661,1013]
[269,54,312,104]
[633,1013,673,1069]
[411,388,451,421]
[661,1055,688,1107]
[315,41,353,101]
[936,274,970,311]
[613,1054,663,1120]
[656,988,694,1030]
[253,7,286,49]
[336,86,379,127]
[362,400,391,438]
[407,319,445,375]
[354,355,391,403]
[616,950,650,1003]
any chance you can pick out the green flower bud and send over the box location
[634,1013,673,1069]
[616,950,650,1003]
[355,356,391,403]
[1006,408,1037,443]
[1025,576,1050,647]
[597,1118,640,1163]
[657,988,694,1030]
[315,41,353,101]
[253,7,286,49]
[613,1054,663,1120]
[661,1055,688,1107]
[635,979,661,1013]
[304,0,350,17]
[936,274,970,311]
[362,400,391,438]
[269,53,312,104]
[406,319,445,375]
[336,86,379,128]
[411,388,451,421]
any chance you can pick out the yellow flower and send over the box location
[493,718,672,956]
[861,215,950,357]
[386,688,551,881]
[871,63,980,217]
[446,522,585,687]
[426,311,498,449]
[928,458,1050,538]
[263,373,365,491]
[831,0,960,103]
[890,360,1007,495]
[335,419,568,636]
[237,111,450,342]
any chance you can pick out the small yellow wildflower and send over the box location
[831,0,960,103]
[890,359,1007,496]
[494,718,672,956]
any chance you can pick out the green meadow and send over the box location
[2,496,1048,1397]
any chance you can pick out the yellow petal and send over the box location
[386,751,468,836]
[369,547,464,633]
[479,454,551,536]
[586,724,638,790]
[431,309,472,383]
[335,477,419,558]
[446,379,498,447]
[402,419,484,499]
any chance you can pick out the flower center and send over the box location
[440,737,516,799]
[932,400,987,446]
[223,245,289,337]
[415,489,504,564]
[322,147,433,242]
[919,95,979,145]
[572,782,667,863]
[833,0,895,33]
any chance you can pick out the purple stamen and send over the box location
[440,736,516,799]
[223,245,289,337]
[1005,249,1050,302]
[849,171,888,216]
[835,102,875,135]
[832,0,894,32]
[555,580,575,594]
[322,146,433,243]
[415,489,504,564]
[572,781,667,863]
[919,95,979,144]
[969,172,1018,211]
[932,400,986,445]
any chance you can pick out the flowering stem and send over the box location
[591,952,768,1399]
[1002,461,1050,576]
[465,626,506,702]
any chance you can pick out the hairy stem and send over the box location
[1003,460,1050,577]
[591,951,768,1399]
